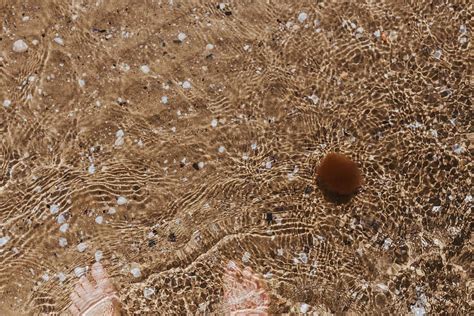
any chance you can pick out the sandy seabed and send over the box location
[0,0,472,314]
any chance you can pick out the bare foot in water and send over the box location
[69,261,270,315]
[223,261,270,316]
[69,262,121,316]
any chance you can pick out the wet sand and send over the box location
[0,0,472,314]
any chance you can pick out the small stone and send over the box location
[3,99,11,108]
[88,164,96,174]
[374,30,381,38]
[206,43,214,50]
[197,161,204,169]
[182,81,192,89]
[77,242,88,252]
[12,39,28,53]
[116,129,124,138]
[300,303,310,313]
[74,267,86,277]
[140,65,150,74]
[308,94,319,105]
[265,161,272,169]
[161,96,168,104]
[131,267,141,278]
[299,252,308,264]
[57,214,66,224]
[211,119,218,128]
[383,238,392,250]
[78,79,85,88]
[0,236,10,247]
[377,283,389,292]
[242,251,251,263]
[459,36,468,44]
[95,250,103,262]
[50,204,59,214]
[114,137,124,147]
[433,49,442,60]
[57,272,66,282]
[144,287,155,299]
[452,144,465,154]
[298,12,308,23]
[218,146,225,153]
[54,37,64,46]
[108,207,117,214]
[95,216,103,224]
[120,63,130,72]
[117,196,128,205]
[177,32,187,42]
[388,31,398,41]
[42,273,50,281]
[59,223,69,233]
[59,238,68,247]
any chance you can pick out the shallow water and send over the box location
[0,0,472,314]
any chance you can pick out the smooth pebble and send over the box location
[182,81,192,89]
[12,39,28,53]
[59,223,69,233]
[131,267,141,278]
[54,37,64,45]
[178,32,187,42]
[77,242,88,252]
[144,287,155,299]
[59,238,68,247]
[140,65,150,74]
[117,196,128,205]
[95,216,103,224]
[95,250,103,262]
[50,204,59,214]
[298,12,308,23]
[0,236,10,247]
[74,267,86,277]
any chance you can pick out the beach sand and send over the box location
[0,0,471,314]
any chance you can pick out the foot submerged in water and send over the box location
[69,260,270,315]
[69,262,121,316]
[223,261,270,316]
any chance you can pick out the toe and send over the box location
[74,283,87,299]
[79,276,94,292]
[91,262,115,292]
[68,303,80,315]
[70,292,82,307]
[242,267,254,279]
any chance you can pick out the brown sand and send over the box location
[0,0,472,314]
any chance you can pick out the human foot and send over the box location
[223,261,270,316]
[69,262,121,316]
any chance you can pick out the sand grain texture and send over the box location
[0,0,472,314]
